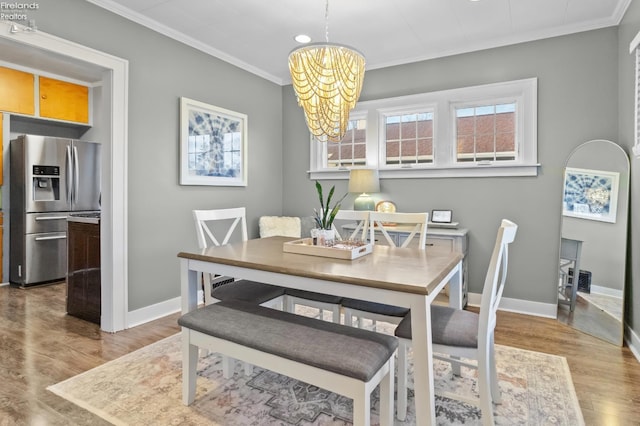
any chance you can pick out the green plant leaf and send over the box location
[315,181,324,214]
[314,181,346,229]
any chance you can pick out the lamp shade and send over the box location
[348,169,380,194]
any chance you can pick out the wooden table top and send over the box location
[178,236,462,295]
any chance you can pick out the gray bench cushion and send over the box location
[342,298,410,317]
[394,305,479,348]
[211,280,285,304]
[178,300,398,382]
[285,288,343,304]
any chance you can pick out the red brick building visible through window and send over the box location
[325,105,516,167]
[456,106,516,162]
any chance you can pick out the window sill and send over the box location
[308,164,541,180]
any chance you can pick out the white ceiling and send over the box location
[89,0,630,85]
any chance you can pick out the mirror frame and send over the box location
[557,139,629,346]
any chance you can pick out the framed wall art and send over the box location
[180,97,247,186]
[562,167,619,223]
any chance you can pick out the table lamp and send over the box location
[349,169,380,211]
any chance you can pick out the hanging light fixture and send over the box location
[288,0,365,143]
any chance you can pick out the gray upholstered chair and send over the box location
[394,219,518,423]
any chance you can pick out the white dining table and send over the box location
[178,236,463,425]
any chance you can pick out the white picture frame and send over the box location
[179,97,248,186]
[431,209,453,223]
[562,167,619,223]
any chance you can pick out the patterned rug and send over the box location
[48,326,583,426]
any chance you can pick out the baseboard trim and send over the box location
[125,289,204,329]
[589,284,623,299]
[624,324,640,363]
[467,292,558,318]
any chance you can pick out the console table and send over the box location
[343,224,469,306]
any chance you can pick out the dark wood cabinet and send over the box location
[66,221,100,324]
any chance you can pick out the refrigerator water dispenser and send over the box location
[32,165,60,201]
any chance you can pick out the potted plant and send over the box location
[313,181,346,245]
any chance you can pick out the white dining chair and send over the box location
[285,209,371,323]
[193,208,286,309]
[394,219,518,424]
[331,209,370,241]
[342,211,429,329]
[193,207,286,377]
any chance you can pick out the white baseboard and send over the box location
[467,292,558,318]
[125,289,204,329]
[0,282,9,287]
[589,284,623,299]
[624,324,640,363]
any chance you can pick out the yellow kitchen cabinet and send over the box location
[0,67,35,115]
[39,76,89,124]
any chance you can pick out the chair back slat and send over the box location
[193,207,248,249]
[479,219,518,334]
[332,210,370,241]
[369,212,429,249]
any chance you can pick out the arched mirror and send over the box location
[556,139,629,346]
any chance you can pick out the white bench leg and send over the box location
[182,328,198,405]
[379,356,394,426]
[353,387,371,426]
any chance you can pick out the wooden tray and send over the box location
[283,238,372,260]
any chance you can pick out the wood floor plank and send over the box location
[0,283,638,425]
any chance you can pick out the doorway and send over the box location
[0,22,128,332]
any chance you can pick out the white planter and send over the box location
[311,228,336,246]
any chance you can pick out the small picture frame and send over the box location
[431,209,453,223]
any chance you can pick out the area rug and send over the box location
[48,328,583,426]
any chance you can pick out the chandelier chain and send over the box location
[325,0,329,43]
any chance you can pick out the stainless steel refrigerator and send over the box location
[10,134,101,286]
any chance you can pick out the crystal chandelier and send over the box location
[288,0,365,143]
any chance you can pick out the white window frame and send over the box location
[309,78,539,179]
[378,106,437,168]
[630,31,640,158]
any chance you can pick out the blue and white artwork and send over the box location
[562,167,619,223]
[180,97,247,186]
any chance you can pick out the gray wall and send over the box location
[31,0,284,310]
[283,28,619,306]
[618,1,640,340]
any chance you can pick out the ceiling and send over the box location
[88,0,629,85]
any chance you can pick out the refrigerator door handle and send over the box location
[35,235,67,241]
[66,146,73,203]
[35,216,68,221]
[73,146,80,207]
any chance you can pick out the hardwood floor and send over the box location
[1,283,639,425]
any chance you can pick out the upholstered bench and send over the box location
[178,299,398,426]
